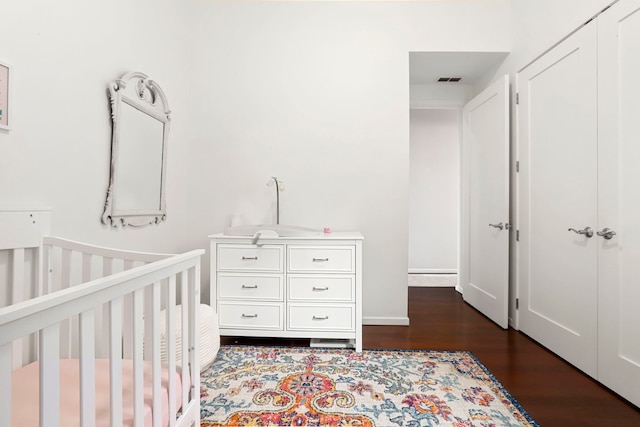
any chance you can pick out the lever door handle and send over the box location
[568,227,594,238]
[489,223,504,230]
[596,227,616,240]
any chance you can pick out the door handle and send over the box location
[489,222,504,230]
[568,226,594,238]
[596,227,616,240]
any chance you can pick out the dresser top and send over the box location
[209,231,364,241]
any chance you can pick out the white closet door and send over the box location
[597,0,640,407]
[517,21,599,376]
[461,75,510,329]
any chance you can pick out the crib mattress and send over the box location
[11,359,185,427]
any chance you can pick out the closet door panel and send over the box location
[517,21,599,376]
[597,0,640,407]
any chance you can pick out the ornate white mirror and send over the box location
[102,72,170,227]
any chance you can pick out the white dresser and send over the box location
[209,232,363,352]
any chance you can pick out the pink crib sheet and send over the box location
[11,359,186,427]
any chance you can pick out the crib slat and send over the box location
[42,243,52,296]
[109,297,123,427]
[132,289,145,427]
[11,248,25,368]
[10,248,25,304]
[180,270,189,410]
[40,323,60,427]
[82,253,92,283]
[59,249,72,358]
[79,310,96,427]
[98,257,114,358]
[151,281,162,427]
[0,343,11,427]
[189,263,201,424]
[60,248,71,289]
[122,294,133,359]
[166,275,177,427]
[103,256,113,277]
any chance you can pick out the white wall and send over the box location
[187,0,510,324]
[0,0,510,325]
[410,83,474,109]
[0,0,195,254]
[409,109,459,273]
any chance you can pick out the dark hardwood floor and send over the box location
[221,287,640,426]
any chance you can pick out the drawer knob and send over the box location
[312,257,329,262]
[242,285,258,289]
[241,314,258,318]
[242,256,258,260]
[312,316,329,321]
[312,286,329,291]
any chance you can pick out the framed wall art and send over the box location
[0,60,11,131]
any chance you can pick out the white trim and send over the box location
[411,283,456,288]
[408,268,456,274]
[362,316,410,326]
[409,273,457,288]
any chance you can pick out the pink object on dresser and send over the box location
[11,359,186,427]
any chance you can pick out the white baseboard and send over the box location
[408,268,457,274]
[363,316,410,326]
[409,273,457,287]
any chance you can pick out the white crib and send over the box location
[0,208,204,427]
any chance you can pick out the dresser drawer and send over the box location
[218,302,283,330]
[288,275,354,302]
[287,246,354,273]
[287,304,355,331]
[218,273,283,300]
[218,244,283,272]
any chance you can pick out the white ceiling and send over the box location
[409,52,509,85]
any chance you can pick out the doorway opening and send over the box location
[409,108,460,287]
[408,51,508,293]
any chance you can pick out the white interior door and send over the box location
[597,0,640,407]
[460,75,509,329]
[517,21,599,377]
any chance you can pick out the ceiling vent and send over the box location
[437,77,463,82]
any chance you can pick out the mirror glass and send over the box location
[113,101,164,211]
[102,72,170,227]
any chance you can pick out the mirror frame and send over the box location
[102,72,170,227]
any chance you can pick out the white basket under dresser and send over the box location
[209,231,364,352]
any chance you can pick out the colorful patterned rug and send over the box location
[200,346,538,427]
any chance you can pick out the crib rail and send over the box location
[0,237,203,427]
[40,237,179,361]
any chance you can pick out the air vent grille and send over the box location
[437,77,463,82]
